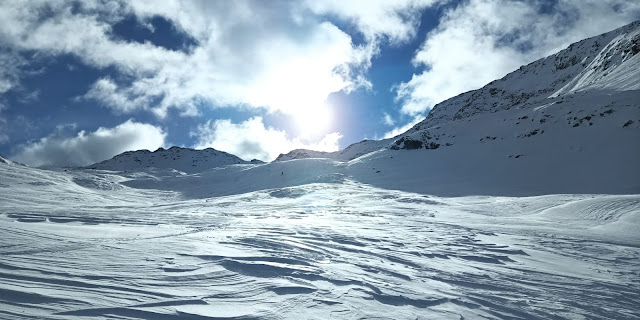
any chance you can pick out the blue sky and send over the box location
[1,0,638,166]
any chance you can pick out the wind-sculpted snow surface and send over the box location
[1,162,640,319]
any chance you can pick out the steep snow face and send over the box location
[551,24,640,96]
[88,146,256,173]
[0,154,24,166]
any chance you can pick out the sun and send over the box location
[292,105,332,137]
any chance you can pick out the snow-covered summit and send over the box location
[88,146,259,173]
[275,139,391,162]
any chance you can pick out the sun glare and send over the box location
[293,105,332,137]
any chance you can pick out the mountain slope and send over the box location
[274,138,391,162]
[2,150,639,319]
[396,20,639,148]
[88,146,262,173]
[346,21,640,196]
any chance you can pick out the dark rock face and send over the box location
[425,142,440,150]
[390,137,440,150]
[404,139,424,150]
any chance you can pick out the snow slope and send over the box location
[1,159,639,319]
[0,154,22,166]
[88,146,263,173]
[274,138,391,162]
[351,89,640,196]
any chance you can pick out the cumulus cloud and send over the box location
[382,113,395,126]
[0,1,427,118]
[396,0,640,115]
[383,115,424,139]
[304,0,441,44]
[0,1,456,119]
[0,51,26,94]
[192,117,342,162]
[0,1,446,158]
[0,103,8,144]
[11,120,166,167]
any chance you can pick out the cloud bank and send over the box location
[11,120,166,167]
[0,1,439,119]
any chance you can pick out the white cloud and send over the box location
[382,113,395,126]
[304,0,441,44]
[83,78,155,114]
[0,1,413,118]
[0,103,8,144]
[0,1,454,120]
[0,1,445,159]
[0,1,182,74]
[0,50,27,94]
[192,117,342,162]
[383,115,424,139]
[11,120,166,167]
[396,0,640,115]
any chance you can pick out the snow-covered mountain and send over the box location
[88,146,263,173]
[394,20,639,150]
[345,21,640,195]
[274,21,640,166]
[274,138,391,162]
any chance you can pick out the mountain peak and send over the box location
[88,146,255,173]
